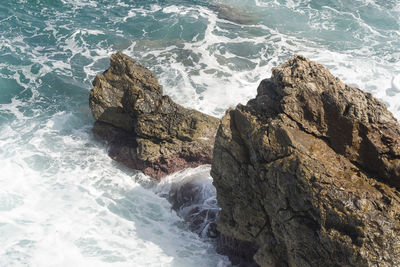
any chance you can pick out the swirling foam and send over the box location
[0,0,399,266]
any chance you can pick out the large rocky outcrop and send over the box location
[89,52,219,178]
[211,55,400,266]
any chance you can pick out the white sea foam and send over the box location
[0,0,399,266]
[0,110,230,266]
[123,2,400,119]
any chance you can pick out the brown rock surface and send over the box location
[211,55,400,266]
[89,52,219,178]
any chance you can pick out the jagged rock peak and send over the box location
[211,55,400,266]
[250,54,400,188]
[89,52,219,178]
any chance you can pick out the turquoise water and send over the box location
[0,0,399,266]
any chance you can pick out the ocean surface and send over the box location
[0,0,399,266]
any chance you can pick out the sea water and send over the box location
[0,0,399,266]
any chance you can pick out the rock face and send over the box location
[211,55,400,266]
[90,52,219,178]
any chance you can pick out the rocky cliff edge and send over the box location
[89,52,219,179]
[211,55,400,266]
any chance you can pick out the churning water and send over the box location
[0,0,399,266]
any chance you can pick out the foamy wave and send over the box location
[0,1,398,266]
[0,110,230,266]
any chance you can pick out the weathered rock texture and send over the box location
[90,52,219,178]
[211,55,400,266]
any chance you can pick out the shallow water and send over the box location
[0,0,399,266]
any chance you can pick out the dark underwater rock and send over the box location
[89,52,219,179]
[210,4,257,25]
[154,167,220,239]
[211,55,400,266]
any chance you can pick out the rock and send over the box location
[168,180,220,238]
[211,55,400,266]
[210,4,257,25]
[89,52,219,178]
[154,166,221,239]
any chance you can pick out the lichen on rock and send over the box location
[89,52,219,178]
[211,55,400,266]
